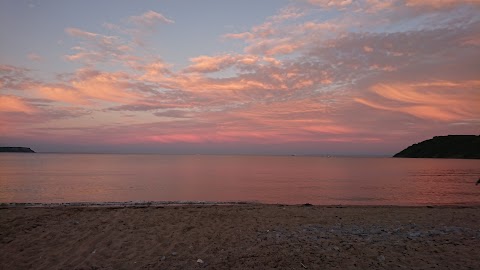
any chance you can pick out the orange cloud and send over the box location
[354,98,461,121]
[38,85,90,105]
[244,38,303,56]
[185,54,240,73]
[183,54,280,74]
[405,0,480,9]
[34,68,144,105]
[71,69,142,103]
[363,46,373,52]
[0,95,37,113]
[356,82,480,121]
[137,60,171,77]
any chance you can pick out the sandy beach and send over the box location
[1,204,479,269]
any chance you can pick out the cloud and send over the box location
[99,10,175,48]
[307,0,353,8]
[3,2,479,152]
[245,38,302,56]
[223,8,347,56]
[64,28,131,64]
[223,32,254,40]
[0,64,37,91]
[29,68,146,105]
[71,68,142,103]
[355,81,480,122]
[64,11,175,66]
[108,103,169,112]
[184,54,240,73]
[0,95,38,113]
[134,59,172,78]
[184,54,279,73]
[129,10,174,28]
[65,28,99,39]
[306,0,480,11]
[269,6,306,22]
[153,110,192,119]
[37,84,90,105]
[405,0,480,9]
[27,53,42,62]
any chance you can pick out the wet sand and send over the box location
[1,204,479,269]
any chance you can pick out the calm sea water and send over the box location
[0,153,479,205]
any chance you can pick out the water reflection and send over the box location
[0,154,479,205]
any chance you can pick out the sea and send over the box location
[1,153,479,206]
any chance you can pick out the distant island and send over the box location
[393,135,480,159]
[0,147,36,153]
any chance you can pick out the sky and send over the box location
[0,0,479,155]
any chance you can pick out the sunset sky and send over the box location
[0,0,479,155]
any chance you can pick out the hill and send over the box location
[393,135,480,159]
[0,147,36,153]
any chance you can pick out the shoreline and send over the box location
[2,200,480,208]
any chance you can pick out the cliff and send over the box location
[393,135,480,159]
[0,147,36,153]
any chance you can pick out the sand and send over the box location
[1,204,479,269]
